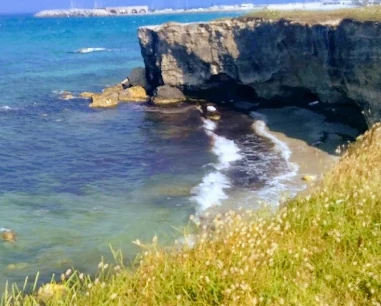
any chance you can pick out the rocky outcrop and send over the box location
[86,84,149,108]
[119,86,149,102]
[152,85,186,105]
[138,17,381,125]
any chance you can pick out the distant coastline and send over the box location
[34,1,358,18]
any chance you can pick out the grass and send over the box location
[1,123,381,305]
[240,7,381,23]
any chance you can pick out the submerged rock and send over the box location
[1,229,16,243]
[59,91,75,100]
[119,86,149,102]
[7,263,29,270]
[152,85,186,105]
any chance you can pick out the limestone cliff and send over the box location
[138,17,381,125]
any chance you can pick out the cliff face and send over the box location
[138,18,381,125]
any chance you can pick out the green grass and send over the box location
[2,123,381,305]
[241,7,381,23]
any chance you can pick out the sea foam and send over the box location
[0,106,18,112]
[251,112,300,205]
[191,119,243,211]
[75,47,108,54]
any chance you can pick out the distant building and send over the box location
[105,6,149,14]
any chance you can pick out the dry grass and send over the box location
[1,123,381,305]
[241,7,381,24]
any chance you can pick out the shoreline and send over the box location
[198,105,360,218]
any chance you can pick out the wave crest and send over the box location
[75,47,108,54]
[191,119,243,211]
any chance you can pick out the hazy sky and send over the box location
[0,0,277,13]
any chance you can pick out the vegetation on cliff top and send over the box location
[242,7,381,23]
[2,123,381,305]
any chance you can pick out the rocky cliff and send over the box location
[138,17,381,126]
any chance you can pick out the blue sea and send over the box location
[0,12,293,288]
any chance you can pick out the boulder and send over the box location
[152,85,186,105]
[121,77,130,89]
[128,67,150,91]
[119,86,149,102]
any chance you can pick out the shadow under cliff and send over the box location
[140,18,374,145]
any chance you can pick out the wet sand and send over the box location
[200,106,360,218]
[256,106,359,183]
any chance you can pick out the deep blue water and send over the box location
[0,11,248,287]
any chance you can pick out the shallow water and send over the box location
[0,12,293,288]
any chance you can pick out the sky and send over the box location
[0,0,279,13]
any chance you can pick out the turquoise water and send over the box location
[0,11,290,288]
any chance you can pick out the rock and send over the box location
[207,105,217,112]
[89,91,119,108]
[103,84,123,95]
[152,85,186,105]
[119,86,149,102]
[80,92,94,99]
[302,175,317,182]
[121,77,130,89]
[7,263,29,270]
[89,84,123,108]
[138,18,381,125]
[59,91,75,100]
[208,112,221,121]
[128,67,150,91]
[1,230,16,242]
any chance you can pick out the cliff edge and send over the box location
[138,16,381,125]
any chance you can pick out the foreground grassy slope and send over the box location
[2,123,381,305]
[242,7,381,23]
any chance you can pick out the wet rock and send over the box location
[59,91,75,100]
[103,84,123,94]
[128,67,150,91]
[152,85,186,105]
[197,104,221,121]
[1,229,16,243]
[89,91,119,108]
[89,84,123,108]
[80,92,94,99]
[119,86,149,102]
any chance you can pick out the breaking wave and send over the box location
[191,119,243,212]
